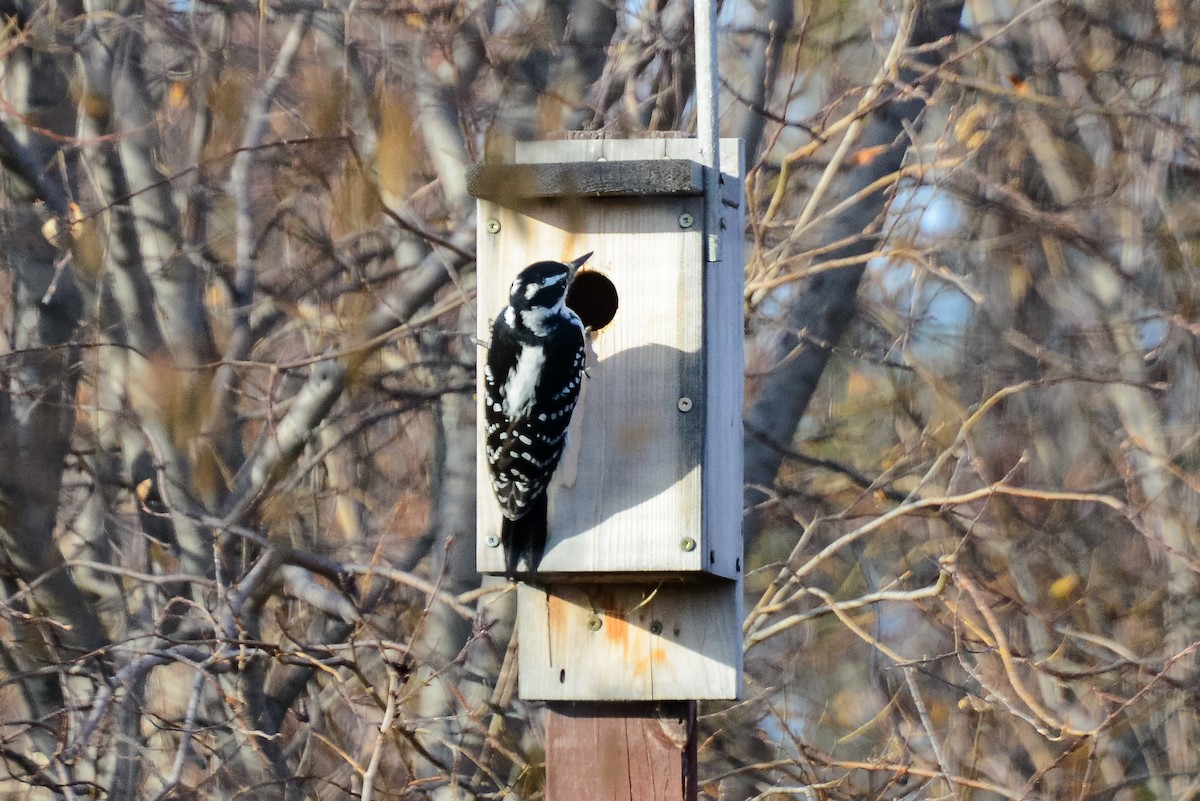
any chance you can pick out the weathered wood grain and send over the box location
[475,194,706,575]
[545,701,697,801]
[474,138,744,580]
[517,581,742,700]
[466,160,705,201]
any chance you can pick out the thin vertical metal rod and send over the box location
[694,0,721,262]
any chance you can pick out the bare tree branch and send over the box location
[743,0,966,547]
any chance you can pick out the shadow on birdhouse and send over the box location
[552,340,702,538]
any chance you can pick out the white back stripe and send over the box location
[502,344,545,417]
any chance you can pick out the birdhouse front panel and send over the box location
[476,194,709,576]
[471,138,745,700]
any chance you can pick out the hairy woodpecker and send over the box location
[484,253,591,579]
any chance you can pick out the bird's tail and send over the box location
[501,493,548,581]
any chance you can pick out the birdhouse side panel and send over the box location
[702,138,746,580]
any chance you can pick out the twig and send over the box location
[745,482,1125,639]
[361,664,400,801]
[746,570,947,647]
[0,118,70,216]
[903,666,961,801]
[145,669,207,801]
[801,746,1025,800]
[345,564,476,620]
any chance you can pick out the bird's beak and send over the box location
[567,251,593,279]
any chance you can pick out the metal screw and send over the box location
[485,219,501,234]
[485,534,500,547]
[680,537,696,552]
[677,397,693,412]
[650,621,663,636]
[587,616,603,631]
[678,212,694,229]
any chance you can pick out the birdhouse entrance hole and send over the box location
[567,271,618,331]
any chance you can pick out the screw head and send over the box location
[485,534,500,548]
[677,397,693,412]
[680,537,696,552]
[587,616,603,631]
[485,219,501,234]
[650,621,664,635]
[678,212,695,229]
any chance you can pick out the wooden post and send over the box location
[546,702,697,801]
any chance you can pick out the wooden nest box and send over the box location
[471,138,744,700]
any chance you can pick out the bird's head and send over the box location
[507,252,592,313]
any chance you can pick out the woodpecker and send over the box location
[484,253,591,579]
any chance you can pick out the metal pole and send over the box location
[694,0,721,263]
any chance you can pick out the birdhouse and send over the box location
[470,137,744,700]
[472,138,744,579]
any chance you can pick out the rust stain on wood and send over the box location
[547,589,572,646]
[633,647,668,678]
[596,592,630,648]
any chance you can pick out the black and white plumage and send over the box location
[484,253,591,579]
